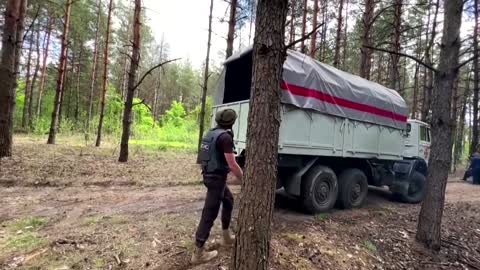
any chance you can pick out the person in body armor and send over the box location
[192,108,244,264]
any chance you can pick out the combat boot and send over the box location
[191,246,218,264]
[219,229,235,247]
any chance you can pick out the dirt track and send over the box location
[1,136,480,270]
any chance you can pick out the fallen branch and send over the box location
[131,58,181,92]
[285,23,324,50]
[364,45,438,73]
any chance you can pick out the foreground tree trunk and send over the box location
[309,0,319,57]
[232,0,288,269]
[198,0,214,152]
[36,14,53,118]
[471,0,480,154]
[119,0,142,162]
[95,0,114,147]
[226,0,237,59]
[0,0,22,158]
[359,0,375,79]
[388,0,402,91]
[85,0,101,136]
[333,0,344,67]
[47,0,73,144]
[416,0,463,250]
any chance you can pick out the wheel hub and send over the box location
[351,183,361,202]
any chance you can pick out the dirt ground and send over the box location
[1,135,480,270]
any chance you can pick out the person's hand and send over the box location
[227,173,242,185]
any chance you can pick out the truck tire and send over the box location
[301,165,338,213]
[395,171,426,203]
[337,168,368,209]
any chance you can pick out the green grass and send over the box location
[314,213,329,221]
[362,240,377,252]
[0,217,49,252]
[130,139,196,151]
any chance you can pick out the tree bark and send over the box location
[471,0,480,154]
[309,0,319,57]
[226,0,237,59]
[47,0,72,144]
[152,37,164,121]
[421,0,440,122]
[359,0,375,79]
[454,75,471,172]
[388,0,402,91]
[231,0,288,269]
[0,0,23,158]
[333,0,344,67]
[85,0,101,135]
[36,14,52,118]
[300,0,307,53]
[342,0,349,69]
[412,63,420,118]
[416,0,464,250]
[198,0,214,153]
[74,43,83,128]
[29,24,41,129]
[22,28,35,128]
[320,0,328,61]
[119,0,142,162]
[95,0,114,147]
[289,0,296,45]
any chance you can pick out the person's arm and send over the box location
[225,153,243,181]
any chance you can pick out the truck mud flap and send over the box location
[284,157,319,196]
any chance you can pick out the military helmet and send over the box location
[215,108,237,126]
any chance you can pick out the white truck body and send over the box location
[212,102,409,160]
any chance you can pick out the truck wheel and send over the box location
[395,171,426,203]
[301,165,338,213]
[337,168,368,209]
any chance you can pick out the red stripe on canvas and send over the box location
[281,80,408,122]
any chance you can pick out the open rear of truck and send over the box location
[211,48,428,213]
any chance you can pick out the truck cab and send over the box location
[404,119,431,163]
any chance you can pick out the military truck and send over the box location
[211,48,430,213]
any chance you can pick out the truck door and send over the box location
[419,125,431,162]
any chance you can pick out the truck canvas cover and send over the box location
[215,48,408,130]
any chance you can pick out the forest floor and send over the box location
[1,135,480,270]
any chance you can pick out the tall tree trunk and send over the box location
[198,0,214,152]
[412,63,420,118]
[152,35,164,122]
[119,0,142,162]
[388,0,402,91]
[342,0,349,69]
[36,14,52,118]
[309,0,319,57]
[65,50,74,120]
[359,0,375,79]
[226,0,237,58]
[376,53,384,84]
[74,43,83,128]
[454,75,471,172]
[320,0,328,61]
[248,0,255,45]
[47,0,72,144]
[0,0,23,158]
[471,0,480,154]
[85,0,101,136]
[22,29,34,128]
[333,0,344,67]
[29,25,41,129]
[232,0,288,269]
[416,0,463,250]
[421,0,440,122]
[95,0,114,147]
[300,0,307,53]
[289,0,296,44]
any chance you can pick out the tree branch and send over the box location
[364,45,438,73]
[131,58,181,92]
[132,99,152,112]
[457,55,478,70]
[23,7,41,41]
[285,23,324,50]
